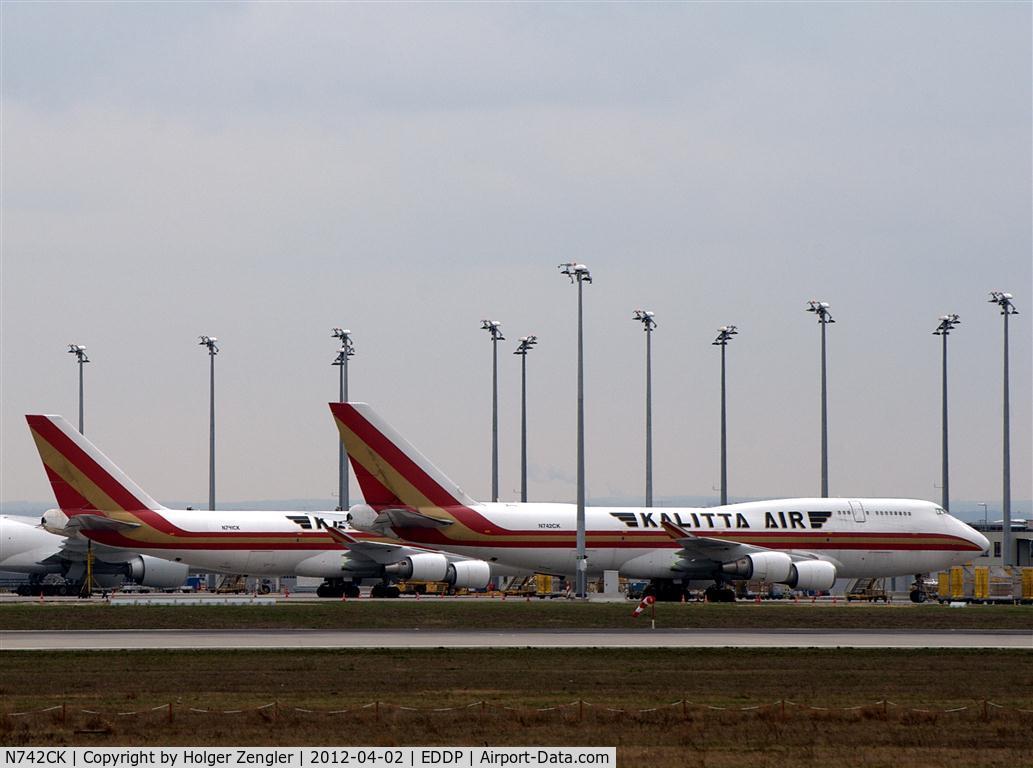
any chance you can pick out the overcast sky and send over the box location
[2,3,1030,517]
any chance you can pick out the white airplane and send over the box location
[331,402,990,602]
[0,514,188,595]
[25,414,498,598]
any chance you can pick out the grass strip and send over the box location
[2,600,1032,631]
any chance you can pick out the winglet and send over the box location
[661,520,696,543]
[324,525,362,549]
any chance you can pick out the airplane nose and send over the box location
[970,527,990,555]
[955,517,989,555]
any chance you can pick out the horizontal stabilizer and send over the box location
[64,514,141,533]
[380,507,453,530]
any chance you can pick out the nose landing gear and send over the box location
[909,573,929,603]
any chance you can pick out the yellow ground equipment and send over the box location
[846,578,889,602]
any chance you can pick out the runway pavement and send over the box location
[2,628,1030,650]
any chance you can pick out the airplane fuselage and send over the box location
[382,498,987,580]
[44,508,374,578]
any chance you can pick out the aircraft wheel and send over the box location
[344,584,360,598]
[909,589,927,604]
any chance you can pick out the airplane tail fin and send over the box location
[25,415,165,515]
[329,402,478,510]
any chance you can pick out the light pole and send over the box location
[559,262,591,598]
[933,314,960,512]
[633,310,657,507]
[712,325,738,506]
[514,335,538,503]
[481,320,505,503]
[989,291,1019,566]
[67,344,89,434]
[806,300,835,498]
[331,328,355,511]
[199,335,218,511]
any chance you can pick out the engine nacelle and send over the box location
[445,560,491,589]
[127,556,190,589]
[383,553,449,582]
[785,560,837,591]
[721,551,793,583]
[346,504,378,532]
[41,508,71,535]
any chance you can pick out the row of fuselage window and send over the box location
[834,509,912,518]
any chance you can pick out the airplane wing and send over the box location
[661,521,824,564]
[50,526,145,565]
[323,524,462,566]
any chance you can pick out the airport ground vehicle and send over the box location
[846,578,890,603]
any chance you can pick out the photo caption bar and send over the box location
[0,748,616,768]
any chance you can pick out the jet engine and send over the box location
[41,508,71,535]
[127,556,190,589]
[445,560,491,589]
[721,551,793,583]
[346,504,378,532]
[383,553,449,582]
[785,560,837,591]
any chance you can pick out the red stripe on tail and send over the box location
[333,404,463,509]
[43,465,98,512]
[349,460,405,509]
[26,415,151,512]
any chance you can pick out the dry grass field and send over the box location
[2,599,1032,631]
[2,648,1031,768]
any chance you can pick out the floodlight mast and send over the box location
[806,300,834,498]
[199,335,219,511]
[67,344,89,434]
[559,262,592,598]
[932,314,960,513]
[481,320,505,503]
[633,310,657,507]
[514,335,538,503]
[712,325,738,506]
[989,292,1019,565]
[332,328,356,511]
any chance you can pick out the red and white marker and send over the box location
[631,594,655,618]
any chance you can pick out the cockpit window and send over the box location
[934,507,945,515]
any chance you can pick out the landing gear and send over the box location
[316,579,362,598]
[909,573,929,604]
[370,583,400,599]
[704,584,737,603]
[645,579,693,602]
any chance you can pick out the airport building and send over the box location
[967,520,1033,567]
